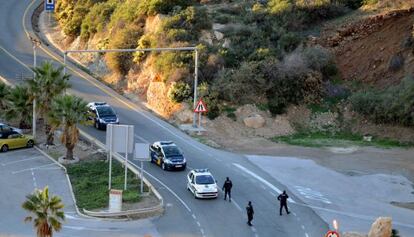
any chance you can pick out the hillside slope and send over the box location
[318,8,414,88]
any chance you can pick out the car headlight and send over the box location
[164,159,172,164]
[115,118,119,123]
[182,158,186,163]
[99,118,105,123]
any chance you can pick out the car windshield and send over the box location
[163,146,181,156]
[196,175,215,185]
[97,106,115,117]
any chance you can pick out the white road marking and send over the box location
[305,233,309,237]
[130,162,192,212]
[270,192,277,197]
[192,214,197,220]
[31,169,37,189]
[166,203,173,207]
[200,228,204,235]
[232,199,243,212]
[301,225,305,230]
[12,163,55,174]
[197,221,201,227]
[1,156,42,166]
[294,186,331,204]
[233,163,296,203]
[293,212,297,216]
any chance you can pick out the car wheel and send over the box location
[1,145,8,152]
[161,162,166,171]
[26,140,34,148]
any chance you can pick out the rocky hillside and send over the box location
[51,0,414,143]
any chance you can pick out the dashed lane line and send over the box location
[31,169,37,189]
[305,233,310,237]
[233,163,296,203]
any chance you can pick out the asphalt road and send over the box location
[0,0,328,236]
[0,148,160,237]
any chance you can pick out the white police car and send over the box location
[187,169,218,199]
[87,102,119,130]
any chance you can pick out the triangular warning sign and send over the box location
[194,99,208,113]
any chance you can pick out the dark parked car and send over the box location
[150,141,186,171]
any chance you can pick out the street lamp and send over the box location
[29,36,41,139]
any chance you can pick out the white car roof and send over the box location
[153,141,175,147]
[87,102,108,108]
[191,169,212,176]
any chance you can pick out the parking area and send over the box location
[0,148,76,236]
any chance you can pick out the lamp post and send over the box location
[29,36,41,139]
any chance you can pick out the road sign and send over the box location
[325,230,340,237]
[194,99,208,113]
[134,143,150,161]
[106,124,134,153]
[45,0,55,11]
[109,189,122,212]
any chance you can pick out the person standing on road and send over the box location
[222,177,233,202]
[278,190,290,216]
[246,201,254,226]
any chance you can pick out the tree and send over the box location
[28,61,71,145]
[48,95,88,160]
[0,81,10,112]
[4,86,32,128]
[22,186,65,237]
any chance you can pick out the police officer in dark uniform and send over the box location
[246,201,254,226]
[278,190,290,216]
[222,177,233,202]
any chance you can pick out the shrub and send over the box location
[63,6,90,37]
[133,34,156,63]
[278,32,301,52]
[267,0,293,14]
[106,25,143,75]
[350,76,414,126]
[80,2,116,40]
[138,0,192,16]
[168,82,192,103]
[154,50,193,81]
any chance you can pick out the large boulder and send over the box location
[368,217,392,237]
[243,114,265,129]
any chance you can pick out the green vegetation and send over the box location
[28,61,71,145]
[3,86,32,129]
[272,131,411,148]
[48,95,89,160]
[67,160,145,210]
[22,186,65,237]
[350,76,414,126]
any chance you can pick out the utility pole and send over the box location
[29,36,41,139]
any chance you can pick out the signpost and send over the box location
[134,143,150,194]
[325,230,340,237]
[194,98,208,130]
[45,0,55,11]
[106,124,134,190]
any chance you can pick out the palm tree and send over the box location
[28,61,71,145]
[22,186,65,237]
[4,85,32,128]
[49,95,88,160]
[0,81,10,112]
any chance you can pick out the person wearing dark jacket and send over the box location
[222,177,233,202]
[246,201,254,226]
[278,190,290,216]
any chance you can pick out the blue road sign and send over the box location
[45,0,55,11]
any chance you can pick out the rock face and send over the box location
[368,217,392,237]
[243,114,265,129]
